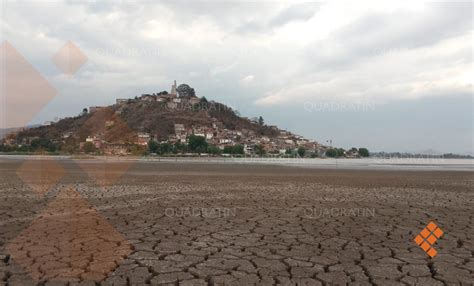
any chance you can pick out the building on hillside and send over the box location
[116,99,128,105]
[244,144,255,154]
[85,136,102,149]
[219,138,232,144]
[89,106,105,113]
[174,124,185,133]
[141,94,155,102]
[178,135,187,143]
[136,132,150,145]
[62,132,73,139]
[205,132,214,140]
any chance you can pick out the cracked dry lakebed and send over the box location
[0,157,472,285]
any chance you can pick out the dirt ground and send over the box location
[0,158,473,285]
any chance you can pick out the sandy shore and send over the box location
[0,158,472,285]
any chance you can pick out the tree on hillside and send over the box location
[83,142,96,154]
[223,146,233,154]
[207,145,220,155]
[336,148,345,157]
[30,138,56,152]
[258,116,264,126]
[148,140,159,153]
[326,148,337,158]
[188,135,208,153]
[158,143,172,154]
[177,84,196,97]
[297,147,306,157]
[358,147,369,157]
[222,145,244,155]
[174,142,186,154]
[232,144,244,155]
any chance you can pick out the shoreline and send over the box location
[1,154,472,171]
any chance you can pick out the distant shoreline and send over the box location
[1,154,472,172]
[0,152,472,159]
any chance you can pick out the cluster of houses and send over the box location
[79,118,322,156]
[168,121,321,155]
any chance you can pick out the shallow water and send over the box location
[1,155,472,171]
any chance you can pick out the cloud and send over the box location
[240,75,255,85]
[256,3,473,106]
[235,2,322,34]
[305,2,472,69]
[269,2,322,27]
[210,62,238,78]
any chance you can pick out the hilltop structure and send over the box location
[170,80,177,97]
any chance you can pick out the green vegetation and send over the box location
[159,143,173,154]
[30,138,56,152]
[223,144,244,155]
[188,135,208,153]
[358,147,369,157]
[326,148,345,158]
[0,138,59,153]
[207,145,221,155]
[148,140,159,153]
[297,147,306,157]
[83,142,96,154]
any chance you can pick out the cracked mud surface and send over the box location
[0,158,473,285]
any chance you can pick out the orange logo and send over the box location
[414,221,444,257]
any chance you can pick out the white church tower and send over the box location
[170,80,177,97]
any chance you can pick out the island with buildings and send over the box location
[1,81,369,158]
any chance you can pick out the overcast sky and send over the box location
[1,1,472,153]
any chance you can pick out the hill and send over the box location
[1,83,321,156]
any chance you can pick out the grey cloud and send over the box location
[345,3,470,49]
[269,2,322,27]
[236,2,322,35]
[306,2,473,69]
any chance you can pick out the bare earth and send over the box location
[0,158,473,285]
